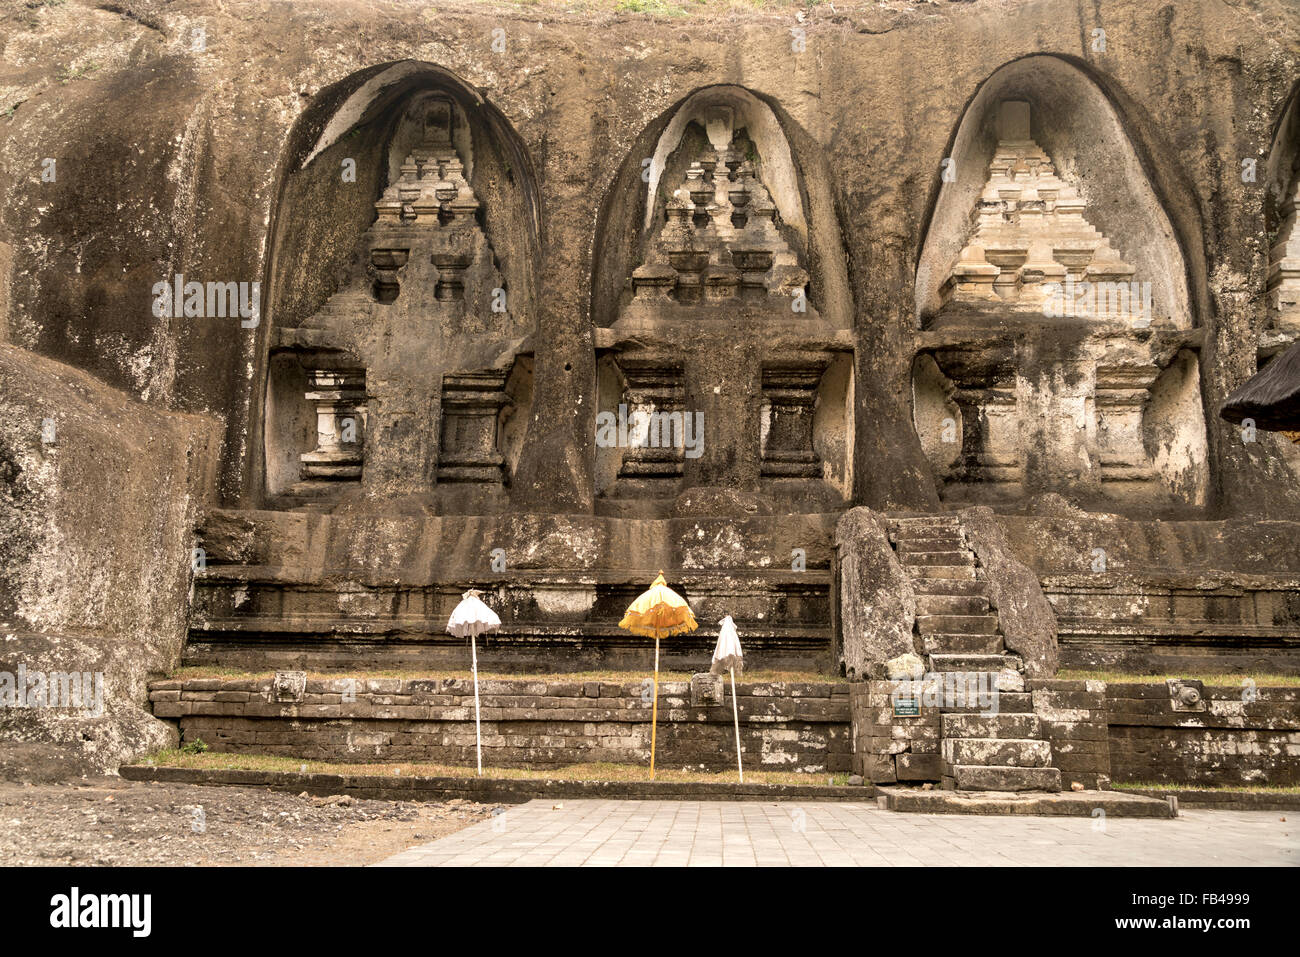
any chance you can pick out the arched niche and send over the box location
[591,84,852,330]
[911,56,1207,511]
[1265,79,1300,338]
[1260,80,1300,485]
[266,61,540,338]
[915,55,1192,330]
[250,61,541,508]
[587,85,854,516]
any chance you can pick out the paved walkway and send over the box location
[378,799,1297,866]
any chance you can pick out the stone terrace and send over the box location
[149,676,851,773]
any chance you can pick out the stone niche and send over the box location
[1257,82,1300,484]
[1267,86,1300,343]
[591,87,854,516]
[913,75,1208,511]
[913,343,1209,506]
[263,349,368,501]
[260,74,537,511]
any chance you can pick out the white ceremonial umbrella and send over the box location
[446,588,501,776]
[710,615,745,783]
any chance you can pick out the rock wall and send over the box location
[0,345,220,779]
[1,0,1296,513]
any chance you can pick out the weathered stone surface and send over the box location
[689,672,725,707]
[884,653,925,681]
[836,508,916,679]
[1,0,1299,785]
[153,676,850,772]
[0,346,219,779]
[960,507,1058,677]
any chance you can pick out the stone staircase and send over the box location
[891,515,1061,792]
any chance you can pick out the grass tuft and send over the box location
[1057,669,1300,687]
[1111,781,1300,794]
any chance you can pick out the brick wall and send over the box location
[1028,679,1111,790]
[848,680,942,783]
[149,677,851,773]
[1104,683,1300,787]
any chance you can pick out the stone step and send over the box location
[928,669,1026,693]
[922,632,1004,655]
[911,578,989,597]
[895,535,967,552]
[942,738,1053,768]
[928,653,1015,673]
[950,765,1062,793]
[939,692,1033,714]
[917,614,999,635]
[898,550,974,567]
[942,712,1042,739]
[893,516,963,527]
[905,565,977,580]
[915,594,990,616]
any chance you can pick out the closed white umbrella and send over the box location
[710,615,745,782]
[446,588,500,776]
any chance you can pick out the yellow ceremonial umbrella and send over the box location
[619,571,698,779]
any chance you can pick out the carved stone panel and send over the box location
[616,360,687,481]
[438,370,511,484]
[761,364,826,478]
[299,368,367,482]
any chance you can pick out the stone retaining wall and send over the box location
[150,675,1297,786]
[848,677,1296,789]
[848,680,941,783]
[149,677,851,773]
[1104,683,1300,787]
[1028,679,1112,790]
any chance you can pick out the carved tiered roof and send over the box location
[943,101,1140,315]
[374,98,481,227]
[631,109,808,306]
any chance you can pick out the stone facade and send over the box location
[150,677,851,773]
[849,677,1298,789]
[1,0,1299,781]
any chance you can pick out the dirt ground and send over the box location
[0,777,496,866]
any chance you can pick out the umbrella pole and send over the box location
[730,666,743,783]
[650,632,660,780]
[471,633,482,777]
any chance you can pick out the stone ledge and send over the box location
[1113,787,1300,811]
[878,787,1176,818]
[118,764,874,804]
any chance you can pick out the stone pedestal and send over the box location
[299,369,367,482]
[761,363,825,478]
[437,371,511,484]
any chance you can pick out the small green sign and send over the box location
[893,697,921,718]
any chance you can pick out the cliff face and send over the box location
[0,345,219,779]
[1,0,1296,516]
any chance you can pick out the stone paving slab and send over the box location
[881,787,1175,816]
[377,799,1297,867]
